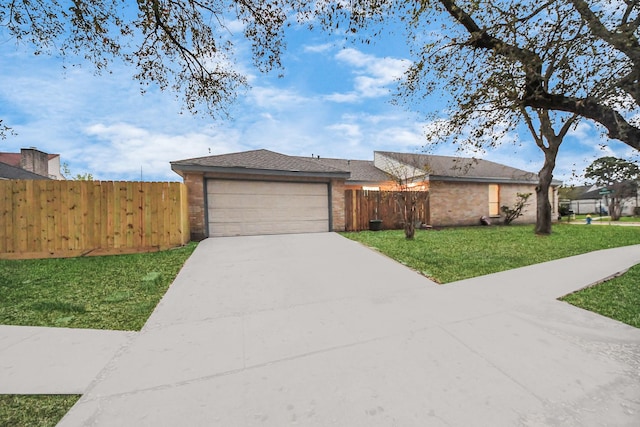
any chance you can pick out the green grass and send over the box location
[561,265,640,328]
[0,244,197,427]
[572,214,640,223]
[0,395,80,427]
[342,224,640,329]
[609,216,640,222]
[0,243,197,331]
[341,224,640,284]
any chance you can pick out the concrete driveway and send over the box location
[59,233,640,426]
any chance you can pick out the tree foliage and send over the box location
[0,0,290,126]
[585,156,640,186]
[298,0,640,234]
[585,156,640,220]
[415,0,640,149]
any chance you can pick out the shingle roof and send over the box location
[0,162,51,180]
[170,149,557,185]
[171,149,350,178]
[376,151,545,184]
[292,156,390,182]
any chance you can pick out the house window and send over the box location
[488,184,500,217]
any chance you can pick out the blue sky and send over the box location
[0,15,637,183]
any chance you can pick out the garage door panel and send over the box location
[209,181,326,196]
[209,220,327,237]
[206,180,330,237]
[209,207,328,223]
[209,194,327,209]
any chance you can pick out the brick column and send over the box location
[183,173,207,240]
[331,179,346,231]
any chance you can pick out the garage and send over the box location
[206,180,330,237]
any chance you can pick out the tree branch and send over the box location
[524,92,640,150]
[569,0,640,66]
[437,0,640,150]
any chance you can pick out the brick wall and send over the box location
[330,179,345,231]
[429,181,539,226]
[496,184,539,224]
[181,172,347,239]
[183,172,206,241]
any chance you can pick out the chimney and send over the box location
[20,148,49,177]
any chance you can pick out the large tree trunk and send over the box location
[610,198,622,220]
[535,150,556,235]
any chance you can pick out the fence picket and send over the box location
[0,180,189,259]
[344,189,430,231]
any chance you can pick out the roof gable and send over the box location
[375,151,544,184]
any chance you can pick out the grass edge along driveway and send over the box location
[0,243,197,427]
[342,224,640,329]
[341,224,640,283]
[0,243,197,331]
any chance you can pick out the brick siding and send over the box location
[429,181,541,226]
[183,172,206,241]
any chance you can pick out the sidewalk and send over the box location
[54,234,640,427]
[0,326,135,394]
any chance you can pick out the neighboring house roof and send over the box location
[0,162,51,180]
[171,149,351,179]
[574,182,637,200]
[0,152,60,166]
[564,185,598,200]
[376,151,557,185]
[293,156,391,183]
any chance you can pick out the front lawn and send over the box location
[0,244,197,427]
[561,264,640,328]
[0,243,197,331]
[341,224,640,284]
[0,395,80,427]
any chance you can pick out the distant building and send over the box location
[0,148,64,180]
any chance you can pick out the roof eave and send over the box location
[170,163,351,179]
[429,175,559,185]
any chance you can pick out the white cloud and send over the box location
[249,86,312,110]
[323,92,361,103]
[223,19,246,34]
[326,48,410,102]
[78,123,242,180]
[568,121,594,141]
[304,43,334,53]
[327,123,362,146]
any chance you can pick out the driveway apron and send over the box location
[59,233,640,426]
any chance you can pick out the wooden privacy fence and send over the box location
[0,180,189,259]
[345,189,430,231]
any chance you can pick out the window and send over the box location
[488,184,500,217]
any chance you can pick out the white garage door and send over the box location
[207,180,330,237]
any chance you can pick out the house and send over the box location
[372,151,559,226]
[0,148,64,180]
[171,150,350,240]
[171,149,560,239]
[563,184,637,216]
